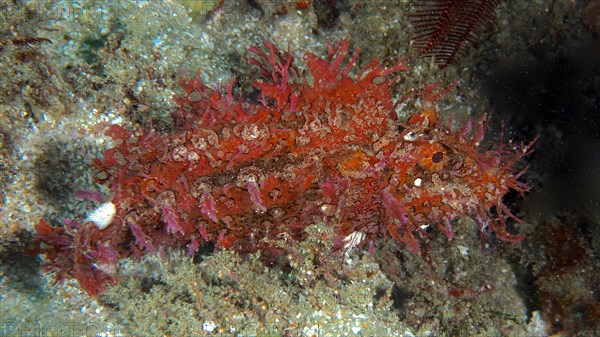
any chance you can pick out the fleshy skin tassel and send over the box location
[33,39,536,296]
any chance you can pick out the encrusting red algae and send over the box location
[33,39,537,296]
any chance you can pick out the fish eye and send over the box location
[432,151,444,163]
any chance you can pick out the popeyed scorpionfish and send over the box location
[34,39,536,296]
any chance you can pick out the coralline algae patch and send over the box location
[33,39,536,296]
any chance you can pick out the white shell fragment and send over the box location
[202,321,217,333]
[343,231,366,251]
[87,202,116,230]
